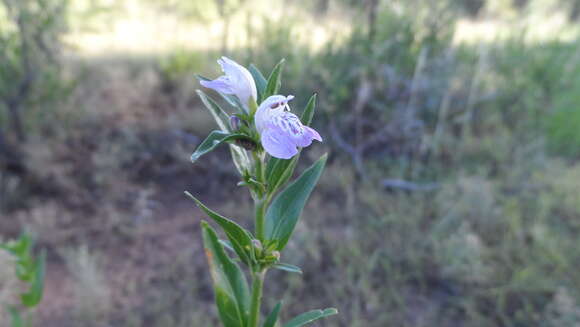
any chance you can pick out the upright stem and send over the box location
[253,151,267,240]
[248,270,266,327]
[255,198,267,241]
[250,151,268,327]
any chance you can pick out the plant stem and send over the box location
[253,150,267,240]
[248,270,266,327]
[255,197,267,240]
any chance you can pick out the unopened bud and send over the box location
[230,115,242,131]
[252,239,263,251]
[271,251,280,261]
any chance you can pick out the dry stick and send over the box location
[405,47,428,128]
[353,79,372,180]
[462,44,488,143]
[432,86,453,156]
[430,47,456,157]
[406,47,428,179]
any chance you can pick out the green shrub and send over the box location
[0,0,70,141]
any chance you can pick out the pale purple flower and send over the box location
[200,57,257,109]
[255,95,322,159]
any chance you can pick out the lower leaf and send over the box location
[283,308,338,327]
[201,222,250,327]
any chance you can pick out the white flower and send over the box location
[200,57,257,110]
[255,95,322,159]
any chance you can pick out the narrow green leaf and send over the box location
[249,64,267,102]
[202,222,250,327]
[272,263,303,274]
[219,239,235,253]
[300,94,317,126]
[21,250,45,307]
[186,192,255,266]
[265,154,328,250]
[9,307,24,327]
[229,144,251,175]
[263,301,283,327]
[283,308,338,327]
[195,90,251,174]
[263,59,285,99]
[191,131,248,163]
[196,90,230,132]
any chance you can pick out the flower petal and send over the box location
[255,95,290,134]
[305,126,322,142]
[261,127,298,159]
[200,76,235,94]
[218,56,257,106]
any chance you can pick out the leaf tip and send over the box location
[324,308,338,315]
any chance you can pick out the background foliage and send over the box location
[2,0,580,326]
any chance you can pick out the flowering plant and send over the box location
[187,57,336,327]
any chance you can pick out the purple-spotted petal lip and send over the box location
[200,56,257,109]
[256,95,322,159]
[261,127,299,159]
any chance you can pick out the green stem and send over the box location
[252,150,268,240]
[255,198,267,241]
[248,270,266,327]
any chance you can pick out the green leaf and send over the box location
[8,307,24,327]
[265,94,317,194]
[2,233,32,257]
[300,94,317,126]
[265,157,298,194]
[185,192,255,266]
[219,239,235,252]
[265,154,327,250]
[195,90,251,174]
[263,59,285,99]
[249,64,267,103]
[283,308,338,327]
[21,250,46,307]
[201,222,250,327]
[196,90,230,132]
[272,263,302,274]
[263,301,283,327]
[191,131,248,163]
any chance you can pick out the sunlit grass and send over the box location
[454,10,580,44]
[65,0,352,57]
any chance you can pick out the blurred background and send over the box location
[2,0,580,326]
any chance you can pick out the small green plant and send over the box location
[187,57,337,327]
[1,234,46,327]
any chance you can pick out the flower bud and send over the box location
[229,115,241,131]
[251,239,263,251]
[271,251,280,261]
